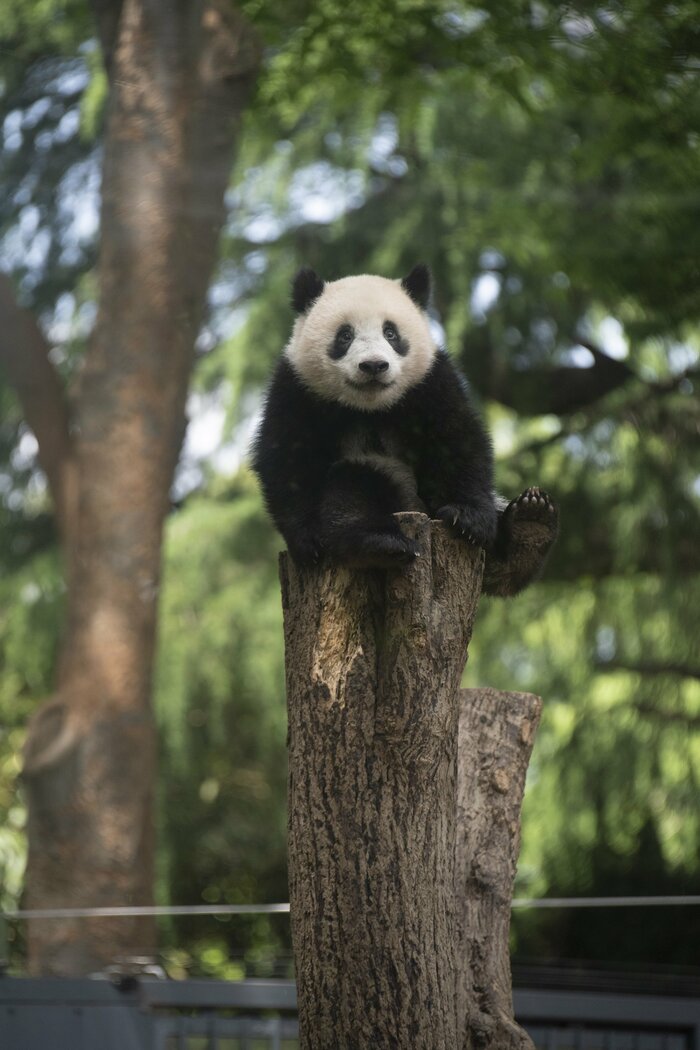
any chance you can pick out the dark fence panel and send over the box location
[514,987,700,1050]
[1,977,699,1049]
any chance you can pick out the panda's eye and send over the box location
[329,323,355,360]
[383,320,409,356]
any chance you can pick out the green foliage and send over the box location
[0,0,90,71]
[243,0,450,124]
[0,550,63,916]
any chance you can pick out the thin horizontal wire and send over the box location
[2,896,700,920]
[511,895,700,909]
[1,904,291,920]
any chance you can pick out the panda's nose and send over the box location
[359,359,389,376]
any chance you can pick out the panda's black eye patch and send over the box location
[383,320,409,356]
[329,323,355,360]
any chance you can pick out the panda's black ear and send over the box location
[401,264,431,311]
[291,268,325,314]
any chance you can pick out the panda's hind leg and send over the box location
[320,461,420,569]
[482,487,559,597]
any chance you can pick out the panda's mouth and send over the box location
[345,378,395,393]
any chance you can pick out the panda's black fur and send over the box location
[253,266,558,593]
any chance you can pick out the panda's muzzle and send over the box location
[344,357,395,393]
[358,359,390,377]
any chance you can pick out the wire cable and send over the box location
[2,896,700,920]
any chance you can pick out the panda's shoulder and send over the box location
[267,356,350,431]
[267,357,315,409]
[269,355,303,391]
[403,349,470,407]
[428,348,464,383]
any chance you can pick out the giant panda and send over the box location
[253,264,558,596]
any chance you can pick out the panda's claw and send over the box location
[436,503,498,548]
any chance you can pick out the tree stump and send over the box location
[457,688,541,1050]
[281,513,539,1049]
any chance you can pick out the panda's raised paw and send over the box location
[436,503,498,549]
[506,487,558,527]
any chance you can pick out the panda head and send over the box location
[284,265,437,411]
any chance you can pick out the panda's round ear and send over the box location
[291,268,325,314]
[401,264,431,311]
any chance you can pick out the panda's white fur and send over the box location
[284,274,437,411]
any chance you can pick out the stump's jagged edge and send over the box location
[281,513,483,1050]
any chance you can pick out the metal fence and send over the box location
[1,976,699,1050]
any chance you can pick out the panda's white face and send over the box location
[285,274,437,411]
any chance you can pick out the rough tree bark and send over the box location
[282,516,541,1049]
[457,688,541,1050]
[0,0,259,975]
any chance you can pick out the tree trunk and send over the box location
[283,519,542,1047]
[282,513,484,1049]
[0,0,260,975]
[456,688,541,1050]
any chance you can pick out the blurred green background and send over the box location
[0,0,698,975]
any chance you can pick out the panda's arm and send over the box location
[406,352,497,547]
[252,360,330,563]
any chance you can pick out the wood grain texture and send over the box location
[282,513,483,1050]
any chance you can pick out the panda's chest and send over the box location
[339,422,425,512]
[340,422,395,460]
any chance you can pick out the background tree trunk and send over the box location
[456,688,541,1050]
[282,514,483,1049]
[0,0,260,975]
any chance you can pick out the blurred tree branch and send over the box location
[465,333,636,418]
[90,0,126,77]
[598,659,700,682]
[0,275,76,540]
[514,364,700,460]
[633,701,700,729]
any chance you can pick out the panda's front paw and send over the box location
[436,503,498,548]
[352,531,421,569]
[287,534,324,566]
